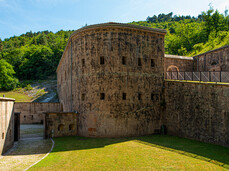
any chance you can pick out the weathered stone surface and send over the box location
[45,112,78,138]
[57,23,166,137]
[193,45,229,71]
[164,54,193,72]
[0,98,15,154]
[164,81,229,147]
[14,102,62,124]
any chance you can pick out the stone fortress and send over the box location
[1,22,229,154]
[57,23,166,137]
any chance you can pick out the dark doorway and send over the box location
[14,112,20,141]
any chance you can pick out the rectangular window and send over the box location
[138,93,142,100]
[81,93,85,101]
[151,93,154,101]
[122,56,127,65]
[151,93,159,101]
[2,133,4,139]
[151,59,155,67]
[138,58,142,66]
[100,56,105,65]
[122,93,126,100]
[100,93,105,100]
[82,59,85,67]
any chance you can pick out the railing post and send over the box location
[184,71,186,80]
[209,71,211,82]
[177,71,178,80]
[200,72,201,82]
[192,72,193,81]
[220,71,222,82]
[171,71,172,80]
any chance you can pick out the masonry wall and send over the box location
[164,55,193,72]
[0,98,15,154]
[194,45,229,71]
[57,23,166,137]
[45,112,78,138]
[14,103,62,124]
[164,81,229,146]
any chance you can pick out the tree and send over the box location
[0,38,3,52]
[0,59,18,90]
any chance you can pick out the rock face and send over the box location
[0,97,15,154]
[57,23,166,137]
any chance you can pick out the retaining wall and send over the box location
[14,103,62,124]
[0,98,15,154]
[164,81,229,147]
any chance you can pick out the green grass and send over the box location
[0,91,33,102]
[30,135,229,170]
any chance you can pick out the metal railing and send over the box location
[166,71,229,83]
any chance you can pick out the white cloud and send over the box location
[213,0,229,12]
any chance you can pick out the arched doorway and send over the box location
[166,65,179,79]
[167,65,179,72]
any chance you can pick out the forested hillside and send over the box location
[0,6,228,90]
[131,6,229,56]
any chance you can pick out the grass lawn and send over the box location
[30,135,229,170]
[0,91,33,102]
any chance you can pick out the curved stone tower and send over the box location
[57,22,166,137]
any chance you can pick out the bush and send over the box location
[0,59,19,91]
[24,84,33,91]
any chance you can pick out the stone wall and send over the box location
[193,45,229,71]
[164,81,229,147]
[0,98,15,154]
[57,23,166,137]
[45,112,78,138]
[14,103,62,124]
[164,54,193,72]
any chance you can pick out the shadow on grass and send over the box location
[52,135,229,169]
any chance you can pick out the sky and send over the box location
[0,0,228,40]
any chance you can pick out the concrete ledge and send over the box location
[0,97,15,101]
[165,54,193,60]
[44,112,78,115]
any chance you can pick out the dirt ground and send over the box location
[0,124,52,171]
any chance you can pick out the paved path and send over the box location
[0,125,52,171]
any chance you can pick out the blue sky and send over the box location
[0,0,228,40]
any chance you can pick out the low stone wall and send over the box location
[165,54,193,72]
[78,106,163,138]
[0,98,15,154]
[45,112,78,138]
[193,45,229,71]
[14,103,62,124]
[164,81,229,147]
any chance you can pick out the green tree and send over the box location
[0,38,3,52]
[0,59,18,90]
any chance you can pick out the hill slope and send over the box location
[0,6,228,91]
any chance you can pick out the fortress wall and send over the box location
[45,112,78,138]
[193,45,229,71]
[57,23,166,137]
[164,81,229,146]
[0,98,15,154]
[164,56,193,72]
[14,102,62,124]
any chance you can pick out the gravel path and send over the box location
[0,125,52,171]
